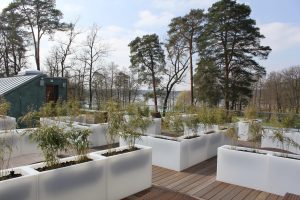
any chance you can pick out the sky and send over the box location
[1,0,300,83]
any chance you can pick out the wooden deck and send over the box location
[128,157,283,200]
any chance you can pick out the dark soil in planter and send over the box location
[236,149,267,155]
[161,131,183,137]
[184,135,200,139]
[275,155,300,160]
[0,171,22,181]
[205,131,215,134]
[151,112,161,118]
[102,147,140,157]
[36,157,93,172]
[153,136,179,142]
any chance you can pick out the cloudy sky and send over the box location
[1,0,300,76]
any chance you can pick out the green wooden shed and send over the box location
[0,71,67,123]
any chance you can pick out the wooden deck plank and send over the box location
[209,184,237,200]
[201,182,230,199]
[126,186,198,200]
[232,188,252,200]
[244,190,261,200]
[283,193,300,200]
[192,181,222,197]
[219,185,245,200]
[267,194,281,200]
[184,175,216,195]
[155,159,216,187]
[168,164,216,190]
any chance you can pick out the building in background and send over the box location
[0,70,67,125]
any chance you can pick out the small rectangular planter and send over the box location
[145,118,161,135]
[217,145,269,192]
[0,166,37,200]
[268,152,300,195]
[41,117,115,147]
[261,128,300,154]
[148,136,182,171]
[28,153,107,200]
[95,145,152,200]
[0,128,41,158]
[237,121,250,141]
[216,145,300,196]
[121,133,231,171]
[119,135,149,147]
[0,116,16,130]
[184,123,219,135]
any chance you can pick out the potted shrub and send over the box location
[96,101,152,200]
[163,111,184,137]
[0,100,16,131]
[238,105,261,141]
[262,113,300,154]
[26,123,107,200]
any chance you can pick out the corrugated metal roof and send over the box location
[0,75,40,96]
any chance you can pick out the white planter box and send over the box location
[41,117,115,147]
[217,145,269,192]
[238,120,262,141]
[0,116,16,130]
[184,123,219,135]
[261,128,300,154]
[238,121,250,141]
[122,133,231,171]
[119,135,149,147]
[217,145,300,195]
[145,118,161,135]
[28,153,107,200]
[268,152,300,195]
[0,166,37,200]
[148,136,183,171]
[95,145,152,200]
[0,129,40,158]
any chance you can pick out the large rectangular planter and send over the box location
[0,166,37,200]
[120,133,231,171]
[0,128,40,158]
[268,152,300,195]
[119,135,149,147]
[0,116,16,130]
[28,153,107,200]
[217,145,300,196]
[41,117,115,147]
[261,128,300,154]
[95,145,152,200]
[145,118,161,135]
[148,136,183,171]
[237,121,250,141]
[217,145,270,192]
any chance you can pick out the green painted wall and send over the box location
[3,75,67,126]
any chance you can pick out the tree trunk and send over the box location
[189,41,194,105]
[152,71,158,113]
[162,90,171,116]
[36,39,40,71]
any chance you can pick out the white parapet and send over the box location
[217,145,300,195]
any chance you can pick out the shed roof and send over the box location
[0,75,41,96]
